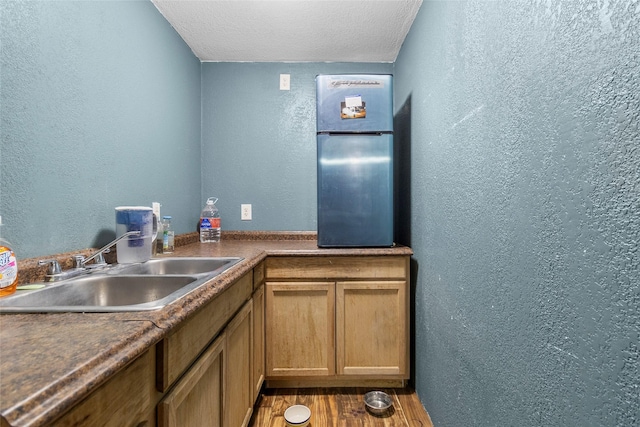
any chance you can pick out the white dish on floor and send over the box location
[284,404,311,427]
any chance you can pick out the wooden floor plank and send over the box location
[393,389,434,427]
[336,388,367,426]
[314,388,339,426]
[249,387,433,427]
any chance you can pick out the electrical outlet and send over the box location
[241,204,252,221]
[279,74,290,90]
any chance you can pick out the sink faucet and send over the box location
[39,231,141,282]
[78,231,141,268]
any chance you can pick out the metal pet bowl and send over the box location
[364,390,393,416]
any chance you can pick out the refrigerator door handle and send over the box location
[317,131,389,136]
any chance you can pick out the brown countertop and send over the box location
[0,233,412,427]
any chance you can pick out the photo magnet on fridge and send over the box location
[341,95,366,119]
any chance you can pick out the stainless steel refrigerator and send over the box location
[316,74,393,247]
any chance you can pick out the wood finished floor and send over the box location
[249,388,434,427]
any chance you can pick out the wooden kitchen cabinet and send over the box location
[155,270,256,427]
[52,347,159,427]
[156,272,252,392]
[265,281,335,377]
[42,255,408,427]
[158,273,258,427]
[157,335,224,427]
[265,256,409,387]
[225,300,253,427]
[336,280,407,376]
[158,276,257,427]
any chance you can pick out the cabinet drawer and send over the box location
[266,256,408,280]
[157,272,252,392]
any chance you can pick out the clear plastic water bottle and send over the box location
[162,216,174,253]
[200,197,221,243]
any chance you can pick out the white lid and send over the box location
[115,206,152,211]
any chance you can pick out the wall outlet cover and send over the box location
[280,74,290,90]
[241,204,252,220]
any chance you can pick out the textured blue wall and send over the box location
[200,62,392,231]
[1,0,202,258]
[0,1,392,254]
[3,2,638,423]
[394,1,639,425]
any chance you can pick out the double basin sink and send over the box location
[0,257,243,313]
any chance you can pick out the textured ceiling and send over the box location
[151,0,423,62]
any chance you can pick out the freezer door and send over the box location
[317,134,393,247]
[316,74,393,133]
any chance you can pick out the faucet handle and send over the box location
[94,252,107,265]
[75,252,107,268]
[73,255,86,269]
[38,259,62,275]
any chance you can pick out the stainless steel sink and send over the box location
[0,257,243,313]
[110,257,242,276]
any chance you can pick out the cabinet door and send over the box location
[252,283,265,401]
[225,300,253,427]
[336,281,408,377]
[157,334,225,427]
[266,281,335,377]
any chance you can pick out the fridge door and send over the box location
[317,133,393,247]
[316,74,393,133]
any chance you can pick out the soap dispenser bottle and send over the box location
[0,219,18,297]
